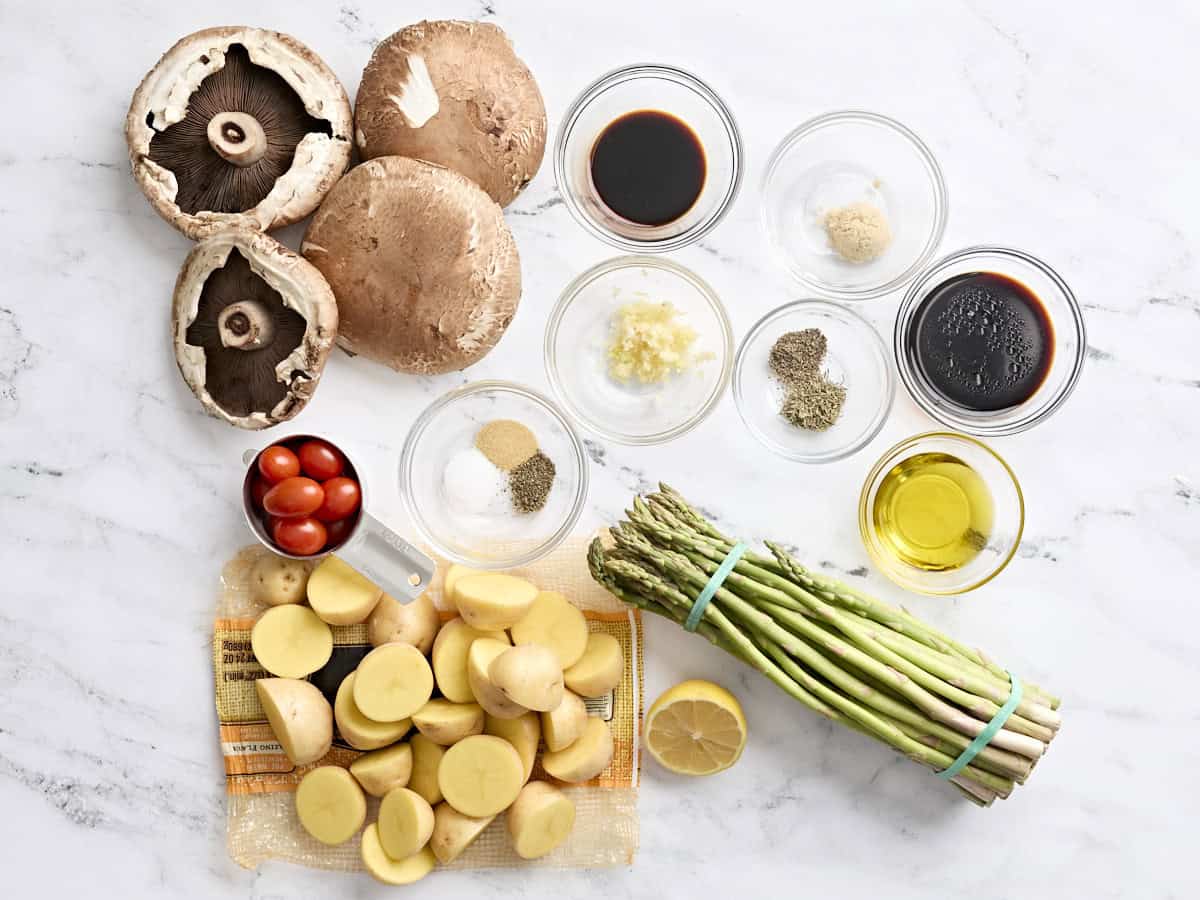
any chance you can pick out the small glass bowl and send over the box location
[398,381,588,569]
[732,300,894,463]
[554,64,743,252]
[545,256,733,445]
[894,246,1086,436]
[858,432,1024,595]
[761,111,947,299]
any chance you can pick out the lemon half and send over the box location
[645,679,747,776]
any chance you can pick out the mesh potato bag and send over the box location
[213,538,643,871]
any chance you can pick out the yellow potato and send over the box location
[484,711,540,783]
[334,673,411,751]
[256,677,332,766]
[407,733,445,806]
[251,605,332,678]
[507,781,576,860]
[412,699,485,745]
[541,690,587,752]
[361,823,436,886]
[248,553,309,606]
[540,717,614,783]
[295,766,366,845]
[378,787,435,860]
[430,802,494,864]
[467,638,527,719]
[488,644,563,712]
[437,735,524,817]
[353,643,434,722]
[510,591,588,668]
[432,618,506,703]
[563,633,623,698]
[442,563,481,606]
[306,556,383,625]
[367,591,440,654]
[349,742,412,797]
[452,573,538,631]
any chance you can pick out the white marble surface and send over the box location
[2,1,1196,896]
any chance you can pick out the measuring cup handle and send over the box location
[336,512,436,603]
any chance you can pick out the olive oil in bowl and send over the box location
[871,452,993,571]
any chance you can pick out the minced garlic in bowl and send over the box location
[606,300,713,384]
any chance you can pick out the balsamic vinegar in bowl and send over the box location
[589,110,706,227]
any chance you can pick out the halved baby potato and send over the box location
[335,672,411,751]
[507,780,575,859]
[432,618,506,704]
[563,632,623,698]
[412,699,484,746]
[295,765,366,845]
[251,604,332,678]
[256,677,332,766]
[349,742,412,797]
[378,786,435,860]
[467,637,527,719]
[510,591,588,669]
[430,802,494,865]
[306,556,382,625]
[541,717,614,783]
[452,572,538,630]
[541,689,587,753]
[437,735,524,817]
[353,643,434,722]
[484,711,540,783]
[361,823,436,885]
[489,644,563,712]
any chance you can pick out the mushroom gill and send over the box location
[184,249,307,418]
[148,44,333,215]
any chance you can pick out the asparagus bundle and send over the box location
[588,484,1062,806]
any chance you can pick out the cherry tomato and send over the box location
[314,476,362,522]
[323,517,354,549]
[263,476,325,517]
[298,439,345,481]
[249,475,271,510]
[273,516,327,556]
[258,445,300,483]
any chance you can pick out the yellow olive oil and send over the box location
[871,452,993,571]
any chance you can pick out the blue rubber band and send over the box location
[685,542,747,632]
[937,672,1023,780]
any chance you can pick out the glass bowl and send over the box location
[894,246,1086,436]
[732,300,893,463]
[761,111,947,299]
[858,432,1024,596]
[554,64,743,252]
[399,381,588,569]
[545,256,733,445]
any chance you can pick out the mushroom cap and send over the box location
[173,227,338,429]
[301,156,521,375]
[126,26,352,240]
[354,20,547,207]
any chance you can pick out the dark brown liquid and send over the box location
[589,110,706,226]
[910,272,1054,411]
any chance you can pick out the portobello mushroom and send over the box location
[126,26,352,239]
[173,227,337,429]
[354,20,546,207]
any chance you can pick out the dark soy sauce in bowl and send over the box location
[909,271,1053,411]
[589,110,706,226]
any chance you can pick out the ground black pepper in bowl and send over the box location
[510,451,556,513]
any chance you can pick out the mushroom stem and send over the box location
[218,300,276,350]
[206,112,268,167]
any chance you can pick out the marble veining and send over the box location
[1,1,1196,897]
